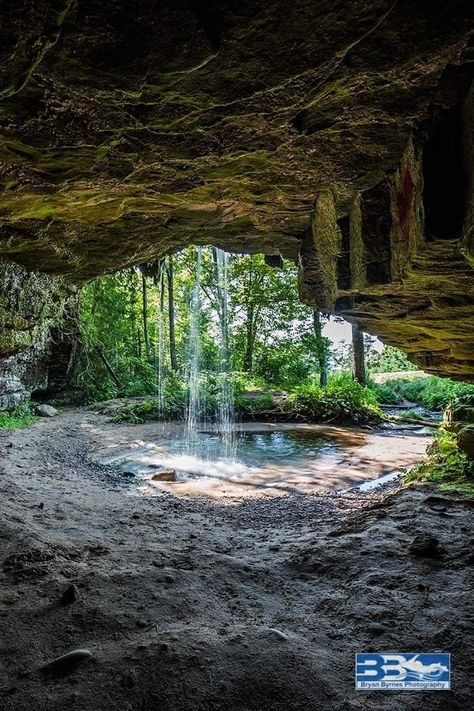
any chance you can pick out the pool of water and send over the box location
[100,422,431,498]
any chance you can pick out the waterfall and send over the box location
[185,246,203,437]
[155,263,166,417]
[185,245,234,457]
[214,247,235,456]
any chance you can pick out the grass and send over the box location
[372,376,474,411]
[0,402,36,430]
[403,429,474,497]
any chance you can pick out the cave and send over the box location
[0,1,473,709]
[423,103,468,242]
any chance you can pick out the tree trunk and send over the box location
[351,322,366,384]
[96,344,122,390]
[166,257,178,371]
[243,305,255,372]
[312,309,328,387]
[141,273,151,362]
[129,269,140,359]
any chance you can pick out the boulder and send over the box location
[458,426,474,460]
[36,404,58,418]
[445,394,474,433]
[0,375,28,411]
[150,469,177,482]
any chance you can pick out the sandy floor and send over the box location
[0,408,472,710]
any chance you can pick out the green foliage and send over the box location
[404,429,474,497]
[369,380,403,405]
[287,374,382,424]
[367,345,416,373]
[377,376,474,411]
[0,401,36,429]
[73,245,426,427]
[253,340,312,389]
[400,409,426,420]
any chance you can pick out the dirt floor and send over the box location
[0,408,473,710]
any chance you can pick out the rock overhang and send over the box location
[0,0,473,378]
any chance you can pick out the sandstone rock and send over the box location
[151,469,177,482]
[36,404,58,417]
[0,5,472,380]
[458,426,474,460]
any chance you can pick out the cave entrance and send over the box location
[53,245,433,498]
[422,102,467,241]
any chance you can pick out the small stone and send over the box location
[60,584,79,606]
[409,534,441,559]
[40,649,93,676]
[36,404,58,418]
[150,469,177,482]
[136,619,148,628]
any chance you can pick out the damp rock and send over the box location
[151,469,177,482]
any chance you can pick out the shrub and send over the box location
[404,429,474,496]
[370,381,403,405]
[374,376,474,411]
[286,374,382,424]
[0,402,36,430]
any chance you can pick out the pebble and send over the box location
[40,649,94,676]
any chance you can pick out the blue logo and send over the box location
[355,653,450,690]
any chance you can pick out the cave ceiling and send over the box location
[0,0,473,377]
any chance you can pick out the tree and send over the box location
[166,256,179,372]
[141,271,151,362]
[351,323,366,385]
[227,254,309,374]
[312,310,329,387]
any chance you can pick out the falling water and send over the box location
[214,247,235,455]
[156,263,166,416]
[186,246,203,437]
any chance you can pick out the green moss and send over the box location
[403,429,474,497]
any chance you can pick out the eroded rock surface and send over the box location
[0,1,473,377]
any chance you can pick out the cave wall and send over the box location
[0,0,473,388]
[0,259,76,408]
